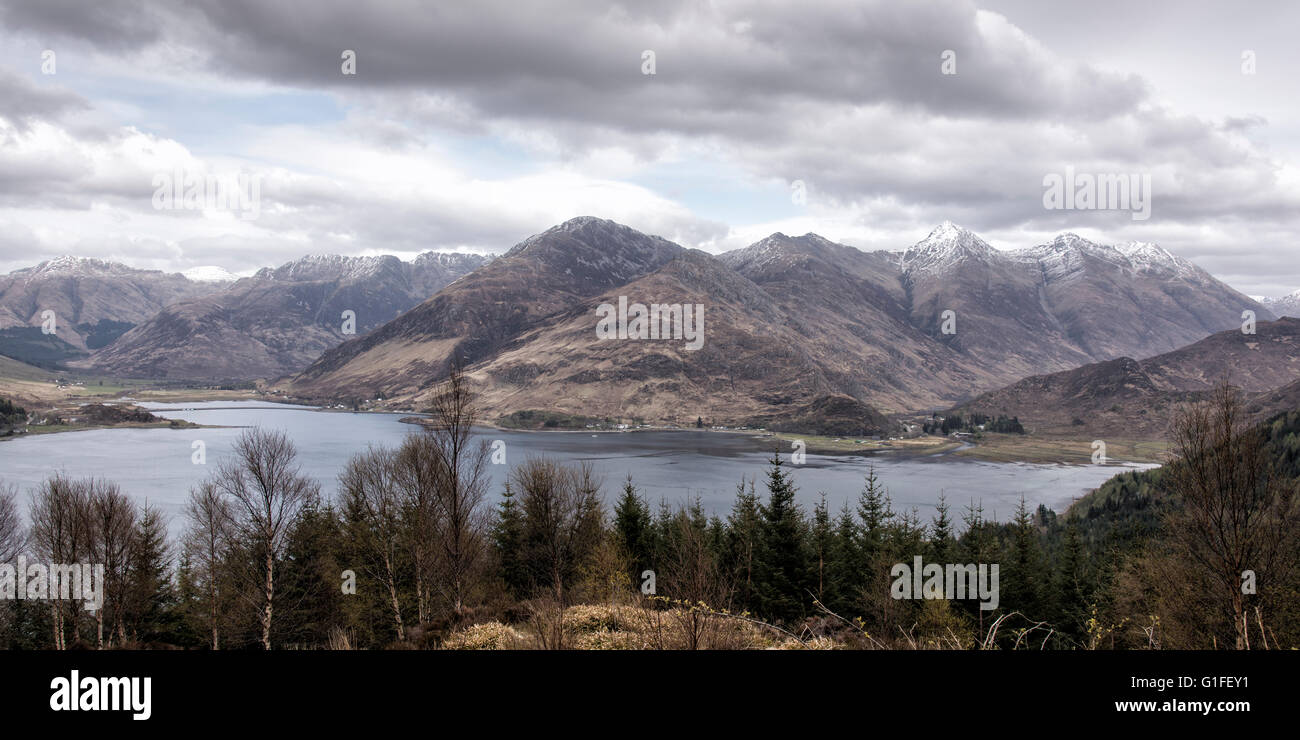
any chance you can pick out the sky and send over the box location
[0,0,1297,296]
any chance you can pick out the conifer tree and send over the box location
[612,475,652,584]
[492,482,529,599]
[826,502,860,615]
[1005,496,1044,620]
[1054,519,1091,642]
[724,478,762,611]
[929,494,954,564]
[810,493,833,602]
[754,453,809,623]
[123,504,177,645]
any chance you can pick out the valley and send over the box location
[4,217,1299,466]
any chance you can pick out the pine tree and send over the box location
[857,466,895,560]
[274,505,345,648]
[492,482,529,599]
[1005,496,1044,620]
[724,478,762,611]
[826,502,860,616]
[890,507,925,564]
[810,493,832,602]
[612,475,652,584]
[754,453,809,623]
[959,499,997,632]
[1054,518,1091,643]
[123,504,178,645]
[929,494,954,563]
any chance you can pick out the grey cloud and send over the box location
[0,0,166,51]
[0,68,88,128]
[0,0,1148,124]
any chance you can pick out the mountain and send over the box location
[950,317,1300,438]
[1258,289,1300,319]
[282,218,1270,429]
[0,257,224,366]
[901,223,1095,381]
[81,252,489,380]
[290,222,897,432]
[1006,234,1271,360]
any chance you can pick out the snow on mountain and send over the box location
[254,254,404,283]
[721,231,846,272]
[1002,234,1207,285]
[1116,240,1204,280]
[1259,289,1300,318]
[900,221,995,273]
[503,216,682,288]
[14,256,143,280]
[183,266,240,283]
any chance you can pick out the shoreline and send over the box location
[400,413,1161,466]
[3,386,1166,466]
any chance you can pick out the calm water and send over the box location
[0,401,1154,535]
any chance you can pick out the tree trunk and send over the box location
[210,578,219,650]
[261,551,274,650]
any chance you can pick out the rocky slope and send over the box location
[951,317,1300,438]
[282,218,1270,429]
[0,257,224,365]
[1258,289,1300,319]
[81,252,488,380]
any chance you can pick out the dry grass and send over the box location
[440,600,782,650]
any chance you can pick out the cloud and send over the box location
[0,0,1297,295]
[0,68,88,129]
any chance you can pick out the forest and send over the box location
[1,373,1296,650]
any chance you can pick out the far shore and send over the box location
[1,381,1167,466]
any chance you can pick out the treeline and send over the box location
[1,377,1295,650]
[0,396,26,435]
[923,412,1024,435]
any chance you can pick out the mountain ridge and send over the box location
[280,218,1271,430]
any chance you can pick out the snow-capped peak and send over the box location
[901,221,993,272]
[1257,289,1300,317]
[255,254,402,282]
[24,256,134,278]
[183,265,239,283]
[1116,240,1201,279]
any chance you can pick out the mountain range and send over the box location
[280,217,1276,430]
[1257,289,1300,319]
[0,257,225,367]
[950,317,1300,438]
[79,252,489,379]
[2,218,1291,434]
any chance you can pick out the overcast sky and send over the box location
[0,0,1297,296]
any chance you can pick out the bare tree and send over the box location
[423,361,490,618]
[339,446,407,640]
[213,428,319,650]
[393,432,441,625]
[0,480,23,563]
[514,458,604,602]
[29,474,92,649]
[1162,381,1300,648]
[86,480,136,649]
[184,481,233,650]
[0,481,22,645]
[659,502,731,649]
